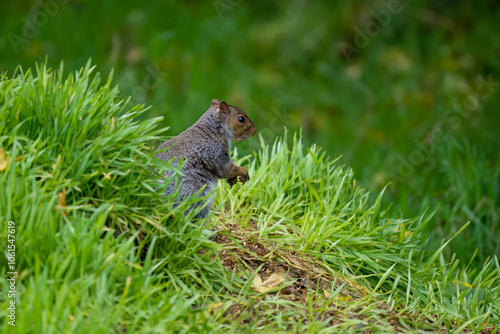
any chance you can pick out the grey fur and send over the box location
[154,100,256,220]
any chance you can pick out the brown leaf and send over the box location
[0,147,9,171]
[252,273,263,289]
[58,188,66,207]
[57,188,67,216]
[253,272,285,293]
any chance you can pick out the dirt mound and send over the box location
[208,221,459,332]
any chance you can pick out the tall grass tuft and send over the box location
[0,62,498,332]
[0,61,227,333]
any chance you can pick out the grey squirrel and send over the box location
[154,99,256,219]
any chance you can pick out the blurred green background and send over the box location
[1,0,499,267]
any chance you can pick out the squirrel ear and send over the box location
[211,99,220,106]
[219,101,229,114]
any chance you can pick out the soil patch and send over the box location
[207,221,469,332]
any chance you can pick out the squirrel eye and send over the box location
[237,116,245,123]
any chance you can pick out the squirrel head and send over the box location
[211,99,256,142]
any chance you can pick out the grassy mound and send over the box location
[0,63,499,333]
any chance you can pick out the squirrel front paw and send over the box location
[227,167,249,187]
[227,177,238,187]
[239,168,249,184]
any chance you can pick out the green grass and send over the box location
[1,1,499,268]
[1,63,499,333]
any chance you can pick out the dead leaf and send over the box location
[252,273,263,288]
[58,188,66,207]
[253,272,285,293]
[57,188,67,216]
[0,147,9,171]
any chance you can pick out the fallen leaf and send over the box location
[57,188,66,207]
[0,147,9,171]
[263,273,285,288]
[253,272,285,293]
[57,188,67,216]
[252,273,263,288]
